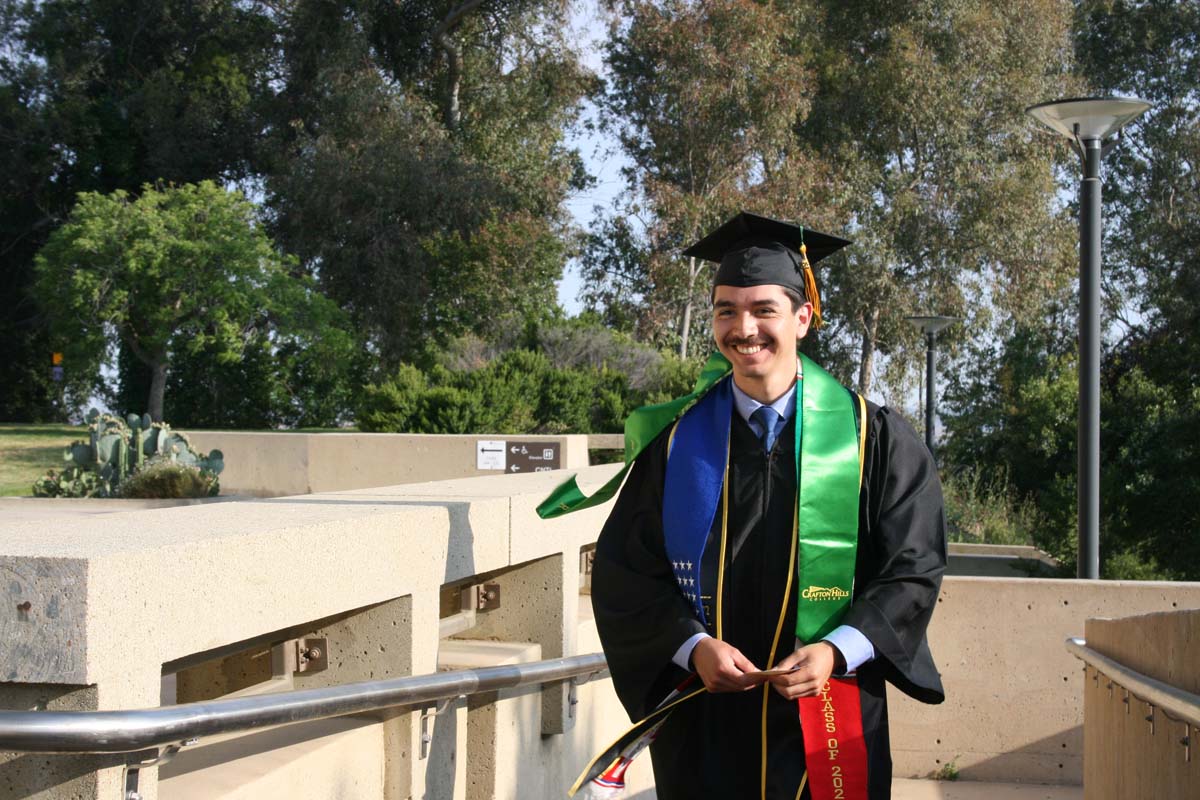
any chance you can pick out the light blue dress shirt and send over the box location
[670,377,876,675]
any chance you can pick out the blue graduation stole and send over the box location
[661,376,733,627]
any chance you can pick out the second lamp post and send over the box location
[905,315,957,459]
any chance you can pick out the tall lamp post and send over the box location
[1026,96,1151,580]
[904,315,957,458]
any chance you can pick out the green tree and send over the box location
[34,181,352,422]
[590,0,1079,395]
[796,0,1079,394]
[0,0,276,420]
[593,0,827,357]
[941,319,1079,564]
[263,0,593,367]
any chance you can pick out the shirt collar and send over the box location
[730,375,797,425]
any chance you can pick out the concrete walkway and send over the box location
[893,779,1083,799]
[626,781,1082,799]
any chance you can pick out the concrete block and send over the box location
[440,640,544,800]
[0,497,452,800]
[454,555,574,735]
[174,647,273,704]
[888,576,1200,785]
[420,694,467,800]
[0,557,88,684]
[302,491,511,584]
[157,716,385,800]
[184,432,592,497]
[0,683,117,800]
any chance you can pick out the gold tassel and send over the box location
[800,242,822,328]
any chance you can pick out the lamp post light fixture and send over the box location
[904,315,957,459]
[1026,96,1151,580]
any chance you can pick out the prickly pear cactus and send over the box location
[34,410,224,498]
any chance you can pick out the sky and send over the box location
[557,0,632,316]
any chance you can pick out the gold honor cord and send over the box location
[760,359,803,800]
[857,393,867,488]
[566,685,709,797]
[716,453,730,640]
[794,771,809,800]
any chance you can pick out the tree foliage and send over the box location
[263,0,594,366]
[942,0,1200,580]
[0,0,278,421]
[34,181,354,422]
[588,0,1078,392]
[590,0,831,356]
[358,351,632,435]
[1,0,592,418]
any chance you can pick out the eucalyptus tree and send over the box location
[263,0,594,367]
[792,0,1079,395]
[592,0,833,358]
[938,0,1200,579]
[591,0,1080,395]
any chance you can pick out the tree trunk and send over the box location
[679,256,700,358]
[438,35,463,130]
[147,361,168,422]
[433,0,486,131]
[857,307,880,397]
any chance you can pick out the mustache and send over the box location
[724,335,773,348]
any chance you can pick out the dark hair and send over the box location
[709,284,809,311]
[781,286,806,312]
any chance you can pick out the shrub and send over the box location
[33,468,109,498]
[414,386,481,434]
[357,349,649,435]
[942,470,1044,547]
[118,457,220,499]
[357,365,428,432]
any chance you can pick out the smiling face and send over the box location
[712,283,813,402]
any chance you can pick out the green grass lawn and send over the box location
[0,423,86,497]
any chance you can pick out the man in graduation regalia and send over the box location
[587,213,946,800]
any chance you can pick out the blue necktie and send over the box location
[751,406,783,453]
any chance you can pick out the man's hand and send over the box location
[766,642,842,700]
[691,637,761,693]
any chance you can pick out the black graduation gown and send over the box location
[591,398,946,800]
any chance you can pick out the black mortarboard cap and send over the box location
[683,212,850,326]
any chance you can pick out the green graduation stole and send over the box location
[535,351,733,520]
[792,352,863,643]
[791,355,870,800]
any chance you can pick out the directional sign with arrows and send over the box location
[476,440,506,470]
[475,440,561,472]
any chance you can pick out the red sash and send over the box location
[796,677,869,800]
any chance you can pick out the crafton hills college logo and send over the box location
[801,585,850,601]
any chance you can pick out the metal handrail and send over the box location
[1066,637,1200,728]
[0,652,608,754]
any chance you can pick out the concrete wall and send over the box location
[4,459,1199,798]
[889,577,1200,785]
[185,432,591,497]
[1080,610,1200,800]
[0,464,629,800]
